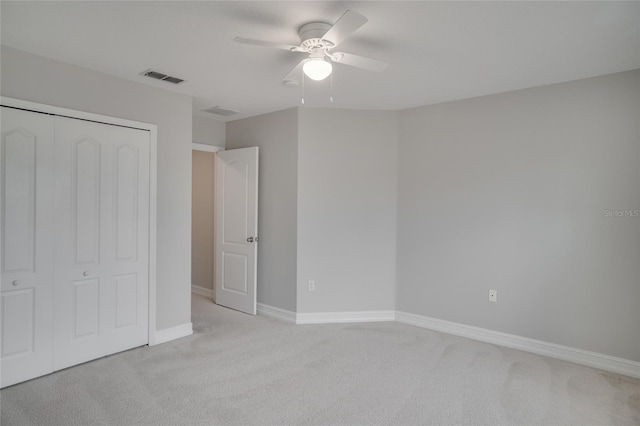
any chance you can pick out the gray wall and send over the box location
[226,108,298,312]
[193,115,225,147]
[1,46,193,331]
[297,108,398,313]
[397,70,640,361]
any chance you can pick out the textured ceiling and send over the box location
[2,1,639,121]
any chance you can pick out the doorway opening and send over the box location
[191,143,259,316]
[191,144,222,303]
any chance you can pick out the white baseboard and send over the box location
[256,305,395,325]
[257,303,296,323]
[150,323,193,346]
[296,310,396,325]
[193,297,639,378]
[395,311,640,379]
[191,284,214,299]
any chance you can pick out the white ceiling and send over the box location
[2,1,639,122]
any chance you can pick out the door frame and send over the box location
[191,143,223,301]
[0,96,160,345]
[192,143,223,153]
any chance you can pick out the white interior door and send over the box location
[0,107,55,388]
[53,117,149,370]
[214,147,258,315]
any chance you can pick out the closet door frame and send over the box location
[0,96,160,346]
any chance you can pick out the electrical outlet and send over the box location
[488,289,497,303]
[308,280,315,291]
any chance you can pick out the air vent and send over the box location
[202,106,239,117]
[140,69,185,84]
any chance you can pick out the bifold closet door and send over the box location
[0,108,55,388]
[53,117,149,371]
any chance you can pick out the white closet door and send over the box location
[105,124,149,356]
[53,117,149,370]
[0,107,55,388]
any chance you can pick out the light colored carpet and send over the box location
[1,294,639,425]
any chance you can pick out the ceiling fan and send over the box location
[234,10,389,83]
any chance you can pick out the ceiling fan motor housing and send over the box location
[298,22,333,51]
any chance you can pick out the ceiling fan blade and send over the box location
[233,37,304,52]
[331,52,388,72]
[282,58,310,82]
[321,10,368,47]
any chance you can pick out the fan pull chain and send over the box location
[301,69,305,105]
[329,72,334,103]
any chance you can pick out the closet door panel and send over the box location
[54,117,149,370]
[2,128,36,273]
[115,145,138,262]
[72,278,100,338]
[53,117,110,369]
[0,107,55,388]
[73,138,101,265]
[105,125,149,354]
[1,289,36,357]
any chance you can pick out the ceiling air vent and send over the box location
[202,106,239,117]
[140,69,185,84]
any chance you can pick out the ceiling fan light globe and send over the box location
[303,59,332,81]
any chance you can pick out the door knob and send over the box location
[12,280,20,286]
[83,271,90,277]
[246,237,254,243]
